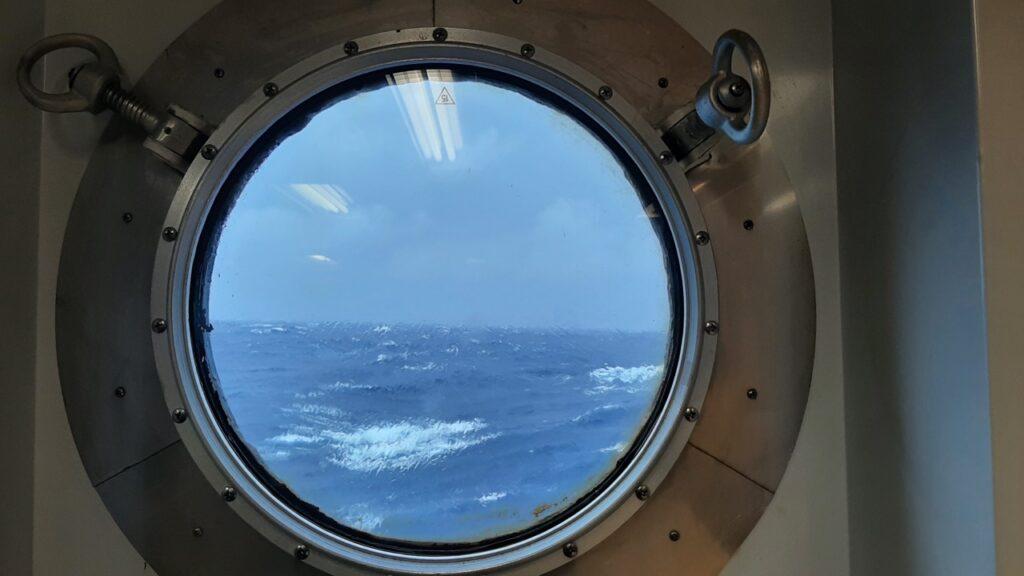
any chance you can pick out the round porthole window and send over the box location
[192,65,681,549]
[157,38,712,573]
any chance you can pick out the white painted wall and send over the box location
[0,2,43,575]
[834,0,997,574]
[23,1,847,575]
[974,1,1024,574]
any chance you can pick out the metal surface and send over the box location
[664,30,764,161]
[17,32,119,112]
[695,30,770,145]
[151,31,716,576]
[549,446,772,576]
[18,33,211,172]
[53,1,815,575]
[434,0,710,127]
[687,136,815,491]
[95,441,325,576]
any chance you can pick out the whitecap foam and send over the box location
[340,506,384,532]
[260,449,292,461]
[600,441,627,454]
[401,362,441,372]
[325,381,377,391]
[269,432,320,445]
[294,390,326,399]
[477,491,508,505]
[572,404,625,423]
[322,419,499,473]
[249,324,288,335]
[589,365,663,385]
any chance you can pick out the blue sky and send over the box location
[207,69,672,332]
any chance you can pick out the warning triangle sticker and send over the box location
[436,87,456,105]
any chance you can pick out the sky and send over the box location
[206,68,673,332]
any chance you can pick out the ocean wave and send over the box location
[249,324,288,335]
[323,419,499,473]
[572,404,626,424]
[373,325,392,335]
[586,365,663,395]
[294,390,326,399]
[269,432,320,445]
[401,362,441,372]
[477,491,508,505]
[375,351,410,363]
[340,506,384,532]
[325,381,377,391]
[261,449,292,461]
[599,441,627,454]
[590,365,663,385]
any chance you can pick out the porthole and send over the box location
[191,64,682,550]
[156,38,710,574]
[45,2,815,576]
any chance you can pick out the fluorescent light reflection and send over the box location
[387,69,464,162]
[289,183,352,214]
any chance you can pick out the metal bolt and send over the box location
[344,41,359,56]
[262,82,279,98]
[684,407,700,422]
[659,151,674,165]
[432,28,448,42]
[747,388,759,400]
[294,545,310,560]
[598,85,613,100]
[743,219,755,231]
[214,68,225,79]
[114,386,127,398]
[658,77,669,88]
[172,408,188,423]
[635,484,651,501]
[729,81,747,97]
[151,318,167,333]
[669,529,681,542]
[695,231,710,246]
[121,212,133,224]
[192,527,204,537]
[200,144,218,160]
[162,226,178,241]
[562,542,578,558]
[704,321,719,335]
[520,44,536,58]
[222,486,237,502]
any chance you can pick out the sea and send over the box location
[207,321,668,544]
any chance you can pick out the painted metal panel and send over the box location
[435,0,709,126]
[687,137,815,491]
[95,441,325,576]
[551,446,772,576]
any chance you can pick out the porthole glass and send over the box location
[191,66,681,548]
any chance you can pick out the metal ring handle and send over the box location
[16,33,119,113]
[696,29,771,145]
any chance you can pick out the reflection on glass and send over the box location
[199,67,675,545]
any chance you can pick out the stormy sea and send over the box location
[207,321,668,544]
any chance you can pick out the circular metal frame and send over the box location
[151,29,718,576]
[187,66,685,553]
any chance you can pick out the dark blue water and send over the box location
[208,322,668,544]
